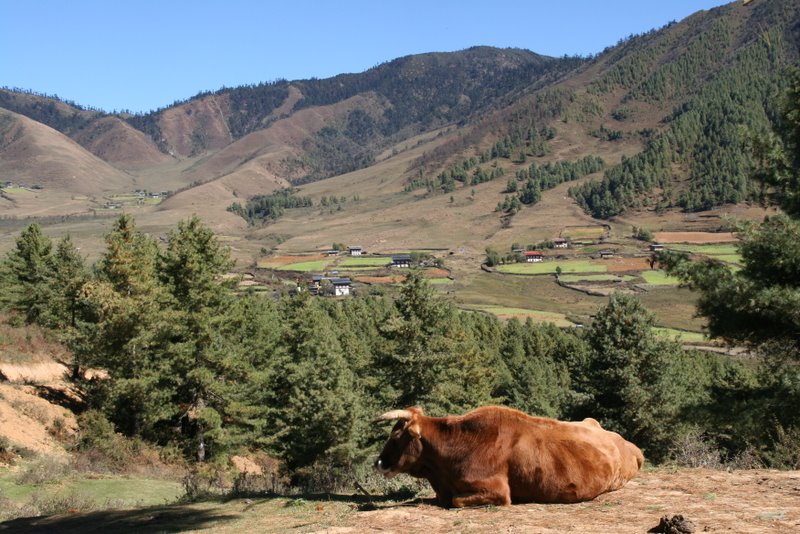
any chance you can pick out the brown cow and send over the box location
[374,405,643,508]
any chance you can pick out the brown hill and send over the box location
[71,116,170,169]
[0,109,132,195]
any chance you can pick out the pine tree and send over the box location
[78,214,173,438]
[0,223,53,323]
[156,215,237,456]
[270,294,364,476]
[580,294,689,460]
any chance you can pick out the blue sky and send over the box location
[1,0,729,114]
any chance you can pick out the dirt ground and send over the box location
[604,256,652,273]
[2,468,798,533]
[654,232,737,244]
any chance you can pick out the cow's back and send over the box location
[493,410,643,503]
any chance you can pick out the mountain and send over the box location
[0,0,797,249]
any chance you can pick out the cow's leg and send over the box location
[427,478,453,508]
[451,477,511,508]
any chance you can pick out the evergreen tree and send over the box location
[271,294,364,476]
[157,215,237,456]
[48,236,90,378]
[0,223,53,323]
[78,214,174,439]
[580,294,692,460]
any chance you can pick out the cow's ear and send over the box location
[406,421,422,439]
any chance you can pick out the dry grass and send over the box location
[3,469,798,533]
[655,231,738,244]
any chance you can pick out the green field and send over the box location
[273,260,330,272]
[0,468,183,518]
[472,306,574,327]
[497,260,606,275]
[666,243,741,263]
[640,270,682,286]
[559,274,634,283]
[711,254,743,265]
[652,327,707,343]
[665,243,738,255]
[338,257,392,267]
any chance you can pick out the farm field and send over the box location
[470,305,574,327]
[561,225,608,240]
[665,243,742,265]
[338,256,393,267]
[496,260,606,275]
[272,260,330,272]
[652,327,708,343]
[640,270,681,286]
[655,231,737,243]
[558,274,636,283]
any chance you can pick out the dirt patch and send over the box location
[604,256,652,273]
[355,275,406,284]
[424,268,451,278]
[655,232,737,244]
[0,362,68,383]
[340,469,800,534]
[0,383,76,457]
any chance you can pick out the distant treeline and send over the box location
[227,188,312,224]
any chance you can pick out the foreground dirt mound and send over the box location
[3,468,798,533]
[0,360,78,458]
[0,383,77,458]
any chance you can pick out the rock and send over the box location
[648,514,696,534]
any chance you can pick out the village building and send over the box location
[309,275,352,296]
[524,251,544,263]
[348,246,363,256]
[553,238,569,249]
[391,254,412,268]
[331,277,352,296]
[649,243,665,251]
[600,250,615,259]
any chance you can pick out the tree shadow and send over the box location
[32,384,86,414]
[0,503,237,534]
[221,490,433,512]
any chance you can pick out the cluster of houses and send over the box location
[309,275,353,296]
[136,190,170,199]
[2,181,42,190]
[517,238,667,263]
[306,247,417,297]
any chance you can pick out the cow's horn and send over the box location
[374,409,414,423]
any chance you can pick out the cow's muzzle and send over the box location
[374,458,397,478]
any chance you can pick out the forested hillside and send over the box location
[568,0,800,216]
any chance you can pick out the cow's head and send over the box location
[374,406,425,478]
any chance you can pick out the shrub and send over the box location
[764,425,800,469]
[669,427,722,469]
[230,454,288,497]
[181,462,231,501]
[14,456,72,485]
